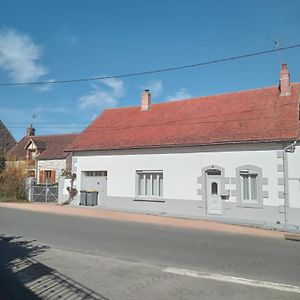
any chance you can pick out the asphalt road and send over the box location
[0,207,300,299]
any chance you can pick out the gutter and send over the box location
[282,140,297,230]
[65,138,296,153]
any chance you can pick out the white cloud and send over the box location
[36,79,56,92]
[0,28,48,83]
[140,79,163,97]
[99,77,124,97]
[78,78,125,110]
[78,90,118,110]
[167,88,191,101]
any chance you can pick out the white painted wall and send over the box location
[38,159,66,182]
[73,144,282,206]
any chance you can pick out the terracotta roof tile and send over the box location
[11,133,78,160]
[67,83,300,151]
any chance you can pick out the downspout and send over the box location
[282,140,297,230]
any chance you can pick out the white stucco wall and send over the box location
[38,159,66,182]
[72,143,284,206]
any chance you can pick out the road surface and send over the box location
[0,206,299,299]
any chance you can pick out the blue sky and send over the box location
[1,0,300,141]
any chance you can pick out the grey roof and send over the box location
[0,120,16,151]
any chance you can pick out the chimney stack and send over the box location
[141,89,151,111]
[26,124,35,137]
[279,64,291,96]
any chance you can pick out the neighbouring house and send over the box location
[11,127,78,183]
[0,120,16,151]
[65,64,300,230]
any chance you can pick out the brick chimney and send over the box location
[279,64,291,96]
[141,89,151,111]
[26,124,35,136]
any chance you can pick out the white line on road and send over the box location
[162,267,300,294]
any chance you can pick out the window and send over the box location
[39,170,56,184]
[85,171,107,176]
[136,171,163,198]
[240,169,259,203]
[236,165,263,207]
[211,182,218,195]
[206,169,221,176]
[45,170,52,181]
[27,149,36,160]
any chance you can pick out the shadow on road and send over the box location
[0,235,110,300]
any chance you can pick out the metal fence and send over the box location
[32,182,58,202]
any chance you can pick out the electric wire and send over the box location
[0,43,299,87]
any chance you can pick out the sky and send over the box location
[0,0,300,141]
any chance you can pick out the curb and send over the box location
[284,233,300,242]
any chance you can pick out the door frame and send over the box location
[201,165,225,216]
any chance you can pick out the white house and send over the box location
[66,64,300,231]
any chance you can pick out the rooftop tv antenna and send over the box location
[267,36,282,67]
[29,114,39,127]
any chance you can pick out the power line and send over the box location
[1,43,300,87]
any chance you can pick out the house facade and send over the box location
[11,127,78,183]
[66,64,300,230]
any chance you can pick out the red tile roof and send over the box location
[67,84,300,152]
[11,133,78,160]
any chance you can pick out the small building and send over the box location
[66,64,300,230]
[11,127,78,183]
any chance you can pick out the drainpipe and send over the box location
[282,141,297,230]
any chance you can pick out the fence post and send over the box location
[26,177,34,202]
[45,180,48,203]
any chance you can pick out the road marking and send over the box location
[162,267,300,294]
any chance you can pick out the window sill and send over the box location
[236,203,263,209]
[134,198,165,203]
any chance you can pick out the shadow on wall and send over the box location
[0,235,109,300]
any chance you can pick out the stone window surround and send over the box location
[236,165,263,208]
[135,170,164,201]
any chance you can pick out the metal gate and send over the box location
[32,182,58,202]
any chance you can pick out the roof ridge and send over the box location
[28,132,79,138]
[103,83,300,112]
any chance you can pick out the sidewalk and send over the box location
[0,202,284,239]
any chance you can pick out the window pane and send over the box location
[138,174,144,196]
[250,175,258,200]
[145,174,151,196]
[211,182,218,195]
[242,175,249,200]
[159,174,163,196]
[152,174,158,196]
